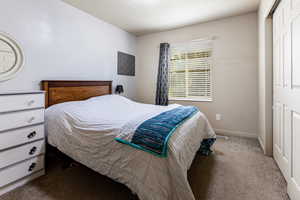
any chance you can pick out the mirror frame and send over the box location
[0,32,24,82]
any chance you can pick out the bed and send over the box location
[42,80,216,200]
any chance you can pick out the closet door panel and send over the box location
[283,30,292,88]
[288,2,300,197]
[289,112,300,200]
[292,14,300,88]
[274,103,283,154]
[273,0,295,197]
[278,0,300,198]
[283,105,291,163]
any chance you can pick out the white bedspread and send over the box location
[45,95,215,200]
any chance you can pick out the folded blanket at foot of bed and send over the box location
[115,106,215,157]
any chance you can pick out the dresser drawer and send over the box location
[0,109,44,132]
[0,155,44,188]
[0,93,44,113]
[0,125,44,150]
[0,140,45,169]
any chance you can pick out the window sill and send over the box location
[169,98,212,102]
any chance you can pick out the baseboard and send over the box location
[214,128,258,139]
[258,136,266,153]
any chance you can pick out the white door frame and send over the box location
[263,16,274,156]
[262,0,281,156]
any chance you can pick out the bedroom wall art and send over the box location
[0,32,24,81]
[117,51,135,76]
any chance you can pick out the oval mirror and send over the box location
[0,33,24,81]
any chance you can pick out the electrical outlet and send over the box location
[216,114,222,121]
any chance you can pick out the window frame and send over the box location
[168,40,214,102]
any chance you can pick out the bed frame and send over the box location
[40,80,113,168]
[41,80,112,108]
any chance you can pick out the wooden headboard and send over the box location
[41,80,112,108]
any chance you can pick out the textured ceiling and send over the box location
[62,0,260,36]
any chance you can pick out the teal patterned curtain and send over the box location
[155,43,170,106]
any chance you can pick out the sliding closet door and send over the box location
[273,0,290,181]
[273,0,300,199]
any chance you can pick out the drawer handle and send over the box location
[28,163,36,172]
[27,117,35,123]
[29,146,37,155]
[27,131,36,139]
[27,100,35,106]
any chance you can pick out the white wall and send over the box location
[0,0,137,98]
[136,13,259,137]
[258,0,276,155]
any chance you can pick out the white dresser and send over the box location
[0,91,45,195]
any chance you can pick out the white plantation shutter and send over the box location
[169,39,213,101]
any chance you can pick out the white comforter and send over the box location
[45,95,215,200]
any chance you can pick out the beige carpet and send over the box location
[0,137,290,200]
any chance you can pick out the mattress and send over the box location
[45,95,216,200]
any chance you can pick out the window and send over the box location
[168,39,213,101]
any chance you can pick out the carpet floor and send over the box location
[0,137,290,200]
